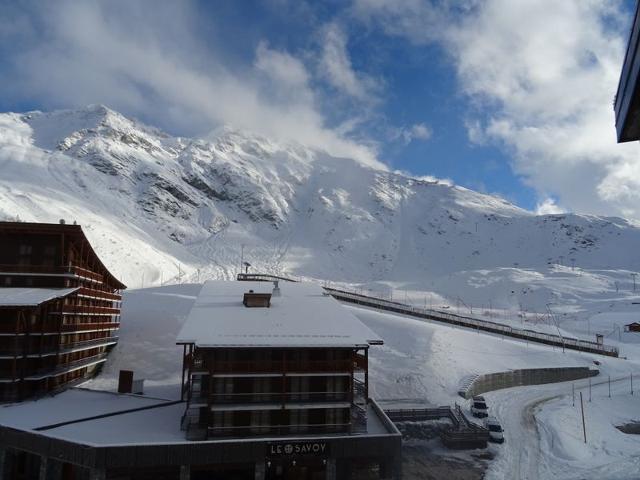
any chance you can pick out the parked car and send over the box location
[485,416,504,443]
[471,395,489,418]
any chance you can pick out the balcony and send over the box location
[76,287,122,301]
[208,422,351,438]
[59,305,120,316]
[59,336,118,353]
[208,391,351,405]
[61,322,120,332]
[208,359,354,375]
[0,264,104,283]
[0,336,118,357]
[24,352,109,380]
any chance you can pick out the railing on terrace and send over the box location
[24,352,109,379]
[59,305,120,315]
[59,335,118,353]
[237,273,299,283]
[0,323,62,334]
[0,264,103,282]
[208,391,351,404]
[61,322,120,332]
[76,287,121,301]
[0,336,118,357]
[208,359,354,374]
[208,422,351,437]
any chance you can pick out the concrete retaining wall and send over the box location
[458,367,599,399]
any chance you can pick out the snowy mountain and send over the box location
[1,105,640,318]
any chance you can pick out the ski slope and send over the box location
[83,284,640,479]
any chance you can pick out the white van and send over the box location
[471,395,488,418]
[485,416,504,443]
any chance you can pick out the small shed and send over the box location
[624,322,640,332]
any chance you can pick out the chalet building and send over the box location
[176,280,401,479]
[0,221,125,401]
[624,322,640,332]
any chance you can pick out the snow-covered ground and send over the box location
[3,105,640,477]
[82,284,640,479]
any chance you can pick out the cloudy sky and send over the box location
[1,0,638,219]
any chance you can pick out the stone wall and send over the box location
[458,367,599,399]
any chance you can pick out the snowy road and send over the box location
[486,374,640,480]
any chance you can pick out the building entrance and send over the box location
[265,459,327,480]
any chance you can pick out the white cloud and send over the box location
[1,0,386,170]
[388,122,433,145]
[352,0,640,221]
[319,22,381,102]
[408,123,431,141]
[535,197,566,215]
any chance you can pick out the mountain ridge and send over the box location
[1,105,639,317]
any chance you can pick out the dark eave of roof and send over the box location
[0,222,126,290]
[615,1,640,143]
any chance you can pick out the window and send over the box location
[19,245,33,255]
[250,410,270,433]
[3,277,11,286]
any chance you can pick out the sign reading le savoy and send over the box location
[269,441,328,456]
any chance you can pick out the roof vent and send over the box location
[243,291,272,308]
[272,280,281,297]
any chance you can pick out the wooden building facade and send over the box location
[0,221,125,401]
[180,344,370,440]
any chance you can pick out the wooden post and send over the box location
[181,344,186,401]
[580,392,587,444]
[589,378,592,402]
[632,373,634,396]
[364,348,369,402]
[608,376,611,398]
[572,383,575,407]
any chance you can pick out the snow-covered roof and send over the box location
[0,388,395,445]
[176,281,383,348]
[0,287,79,307]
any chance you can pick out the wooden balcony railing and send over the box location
[76,287,121,301]
[0,336,118,357]
[61,322,120,332]
[69,265,103,282]
[0,264,98,282]
[208,391,351,404]
[208,359,354,374]
[0,264,103,283]
[208,422,351,437]
[60,305,120,315]
[0,323,59,334]
[354,354,367,370]
[25,352,109,379]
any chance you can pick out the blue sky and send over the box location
[1,0,639,218]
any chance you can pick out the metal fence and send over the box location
[235,273,619,357]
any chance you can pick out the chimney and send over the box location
[243,290,272,307]
[59,219,66,225]
[118,369,134,393]
[272,280,281,297]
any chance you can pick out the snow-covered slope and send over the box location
[2,105,640,321]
